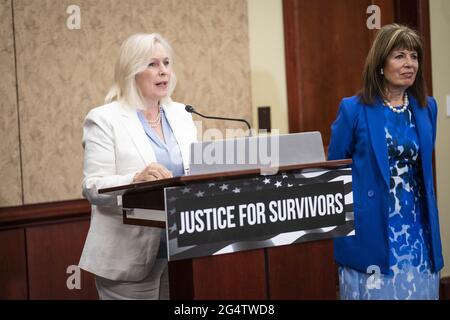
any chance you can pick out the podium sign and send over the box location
[165,168,354,261]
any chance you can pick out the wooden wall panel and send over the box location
[373,0,396,35]
[268,240,336,299]
[395,0,433,95]
[26,219,97,299]
[283,0,395,147]
[282,0,434,298]
[170,250,267,300]
[441,277,450,300]
[191,249,267,300]
[0,229,28,299]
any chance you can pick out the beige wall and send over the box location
[0,0,251,206]
[2,0,287,205]
[0,0,22,207]
[430,0,450,278]
[247,0,288,134]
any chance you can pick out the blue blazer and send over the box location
[328,93,444,275]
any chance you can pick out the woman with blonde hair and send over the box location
[79,33,197,299]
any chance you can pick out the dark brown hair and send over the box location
[359,24,427,107]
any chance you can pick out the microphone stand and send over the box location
[186,105,252,136]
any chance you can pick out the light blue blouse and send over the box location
[137,106,184,177]
[137,106,185,260]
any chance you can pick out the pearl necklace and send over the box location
[383,92,409,114]
[147,108,161,128]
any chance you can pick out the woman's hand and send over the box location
[133,163,173,182]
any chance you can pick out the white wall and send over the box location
[247,0,288,134]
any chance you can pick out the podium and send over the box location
[100,159,352,299]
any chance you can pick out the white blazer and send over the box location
[78,100,197,281]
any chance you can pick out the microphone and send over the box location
[185,105,252,136]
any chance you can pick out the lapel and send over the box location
[365,98,390,188]
[410,95,432,188]
[117,102,156,165]
[162,101,190,171]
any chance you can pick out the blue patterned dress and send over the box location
[339,104,439,300]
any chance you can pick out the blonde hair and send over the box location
[105,33,177,109]
[359,24,427,107]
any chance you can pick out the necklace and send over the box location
[383,92,409,114]
[147,108,161,128]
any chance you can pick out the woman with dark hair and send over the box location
[328,24,443,299]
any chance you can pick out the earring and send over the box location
[380,68,384,75]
